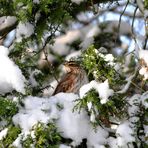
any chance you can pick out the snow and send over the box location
[107,137,118,148]
[71,0,84,4]
[0,128,8,140]
[138,49,148,80]
[13,96,54,133]
[87,126,108,148]
[139,67,148,79]
[65,50,82,61]
[96,80,114,104]
[12,133,23,148]
[127,94,141,116]
[0,16,17,31]
[12,93,109,147]
[80,24,100,49]
[141,92,148,108]
[51,30,80,55]
[59,144,71,148]
[98,53,115,66]
[51,23,100,55]
[79,79,114,104]
[104,54,114,62]
[56,95,90,146]
[29,69,40,87]
[16,22,34,42]
[0,46,26,94]
[43,80,58,97]
[87,102,92,111]
[80,37,94,49]
[116,121,135,147]
[90,111,96,122]
[105,21,131,35]
[117,73,135,94]
[139,49,148,66]
[33,0,40,4]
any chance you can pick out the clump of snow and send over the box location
[80,24,100,49]
[87,102,92,111]
[51,23,100,55]
[16,22,34,42]
[107,137,118,148]
[90,111,96,122]
[87,126,108,147]
[80,37,94,49]
[80,79,114,104]
[117,73,136,94]
[51,30,80,55]
[0,46,26,94]
[65,50,82,61]
[139,67,148,80]
[138,49,148,80]
[77,12,89,22]
[43,80,58,97]
[98,53,115,66]
[105,21,131,35]
[0,128,8,140]
[56,94,90,146]
[12,133,23,148]
[71,0,84,4]
[59,144,71,148]
[141,92,148,108]
[29,69,41,87]
[33,0,40,4]
[116,121,135,147]
[12,93,108,147]
[127,94,141,117]
[0,16,17,30]
[13,96,56,133]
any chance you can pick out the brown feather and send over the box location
[53,72,77,95]
[53,61,88,95]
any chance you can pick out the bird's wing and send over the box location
[53,73,76,95]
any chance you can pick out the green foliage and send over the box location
[74,45,128,126]
[144,0,148,9]
[22,122,62,148]
[82,45,125,88]
[0,97,18,123]
[74,89,127,126]
[0,126,21,148]
[21,135,34,148]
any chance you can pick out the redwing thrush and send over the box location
[53,61,88,95]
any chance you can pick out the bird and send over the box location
[53,61,88,95]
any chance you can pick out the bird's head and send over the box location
[63,61,81,73]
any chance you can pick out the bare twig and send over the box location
[76,2,127,25]
[42,47,59,83]
[131,81,145,93]
[108,10,142,18]
[131,6,138,35]
[143,36,148,49]
[117,0,129,39]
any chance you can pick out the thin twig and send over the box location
[116,0,129,42]
[143,36,148,49]
[43,48,59,83]
[131,81,145,93]
[131,6,138,35]
[143,20,148,49]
